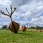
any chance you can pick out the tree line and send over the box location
[0,25,43,30]
[29,25,43,30]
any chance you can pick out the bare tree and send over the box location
[0,5,16,21]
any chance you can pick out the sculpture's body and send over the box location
[21,26,27,32]
[9,21,19,33]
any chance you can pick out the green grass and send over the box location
[0,29,43,43]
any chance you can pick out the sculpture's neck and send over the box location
[10,15,12,22]
[11,17,12,22]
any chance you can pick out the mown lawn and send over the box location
[0,29,43,43]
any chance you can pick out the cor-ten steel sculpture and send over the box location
[0,5,19,33]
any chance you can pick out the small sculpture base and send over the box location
[21,26,27,32]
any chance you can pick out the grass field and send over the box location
[0,29,43,43]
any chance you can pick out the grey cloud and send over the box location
[11,0,32,7]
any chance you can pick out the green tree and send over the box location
[2,25,7,29]
[35,25,39,30]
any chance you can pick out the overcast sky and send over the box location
[0,0,43,27]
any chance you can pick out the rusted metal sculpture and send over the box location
[21,25,27,32]
[0,5,19,33]
[40,30,43,32]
